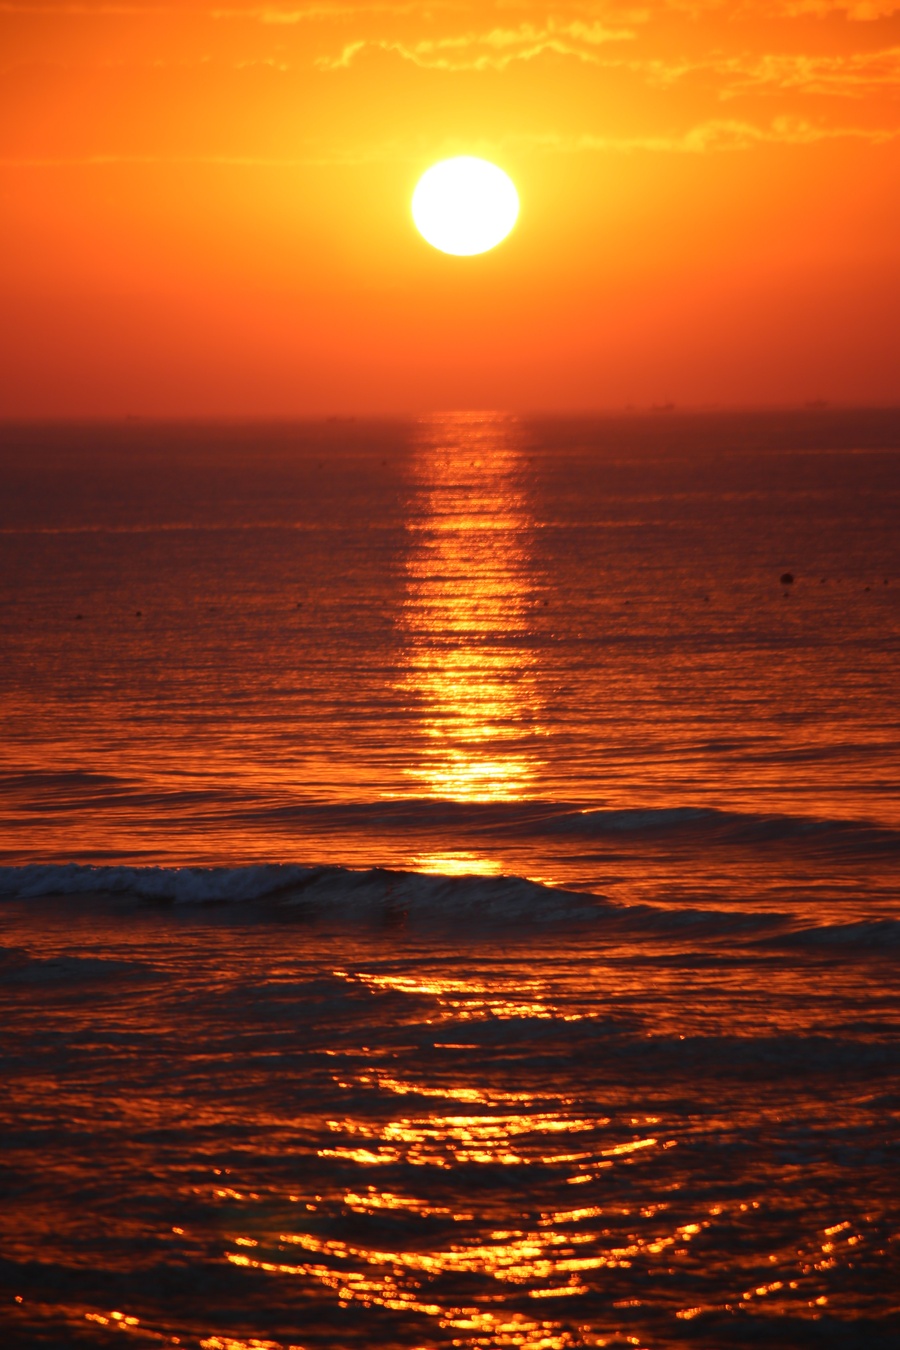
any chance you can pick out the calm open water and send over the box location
[1,411,899,1349]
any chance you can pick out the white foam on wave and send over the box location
[0,862,603,925]
[2,865,895,947]
[0,862,314,905]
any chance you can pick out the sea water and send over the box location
[0,411,898,1348]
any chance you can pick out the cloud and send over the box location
[718,46,900,96]
[773,0,900,17]
[559,43,900,100]
[315,19,636,71]
[662,0,900,16]
[626,45,900,97]
[526,115,900,151]
[310,14,900,95]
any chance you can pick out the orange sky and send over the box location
[1,0,898,413]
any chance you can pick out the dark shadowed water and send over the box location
[1,411,898,1348]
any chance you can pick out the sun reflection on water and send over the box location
[410,850,503,876]
[337,968,586,1024]
[224,1190,859,1348]
[222,1202,725,1349]
[397,412,544,803]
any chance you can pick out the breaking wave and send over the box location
[0,862,602,926]
[1,862,898,951]
[537,805,900,852]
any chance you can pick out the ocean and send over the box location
[1,410,898,1348]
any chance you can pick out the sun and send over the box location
[412,157,519,257]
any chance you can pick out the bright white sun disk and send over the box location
[412,157,519,257]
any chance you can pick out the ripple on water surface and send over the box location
[0,894,897,1349]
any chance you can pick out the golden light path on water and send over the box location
[221,967,673,1349]
[1,915,883,1349]
[398,413,544,813]
[220,1179,844,1350]
[197,959,861,1349]
[390,412,550,882]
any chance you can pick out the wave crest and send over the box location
[0,862,602,925]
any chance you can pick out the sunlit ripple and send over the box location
[396,412,544,803]
[222,1207,735,1347]
[339,967,585,1022]
[221,1193,878,1349]
[6,926,887,1350]
[410,849,503,876]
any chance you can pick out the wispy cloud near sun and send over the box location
[314,19,637,72]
